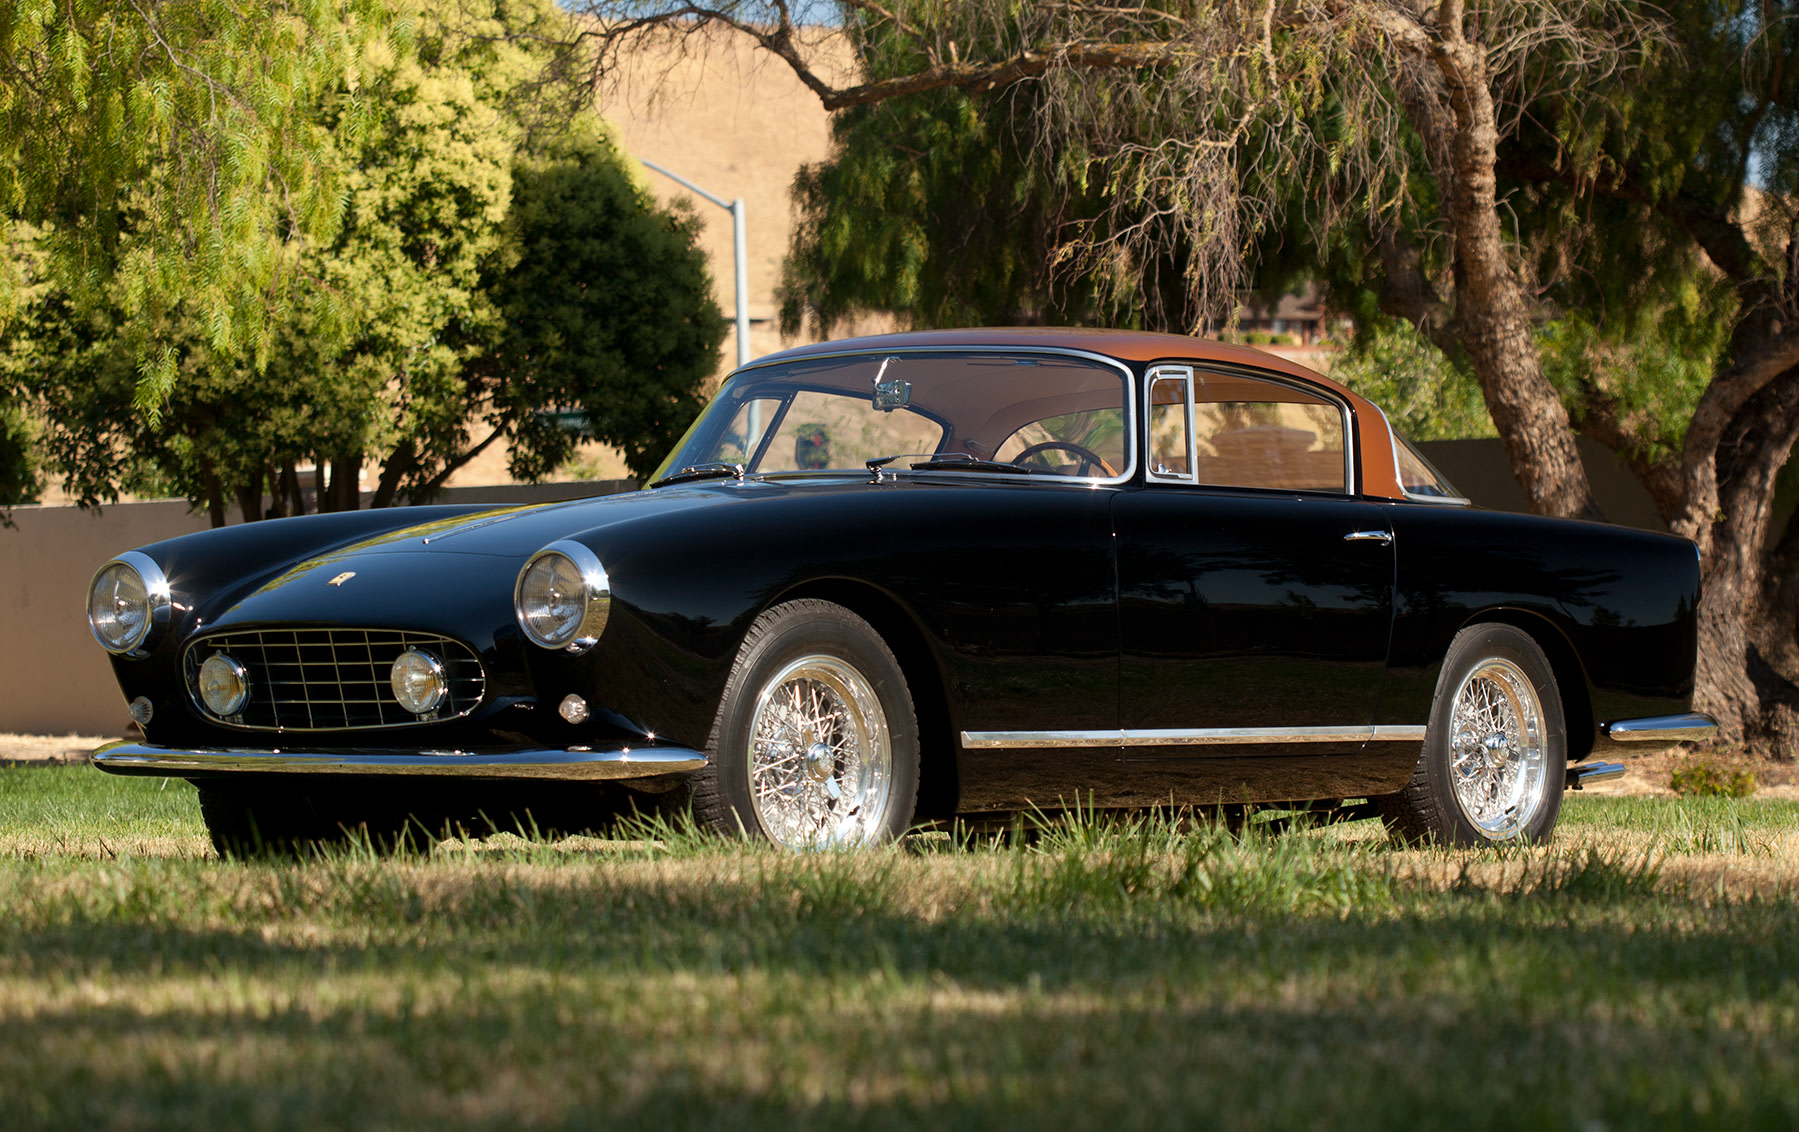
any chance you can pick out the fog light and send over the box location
[390,649,448,715]
[558,694,589,724]
[198,654,250,716]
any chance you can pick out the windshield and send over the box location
[655,351,1131,482]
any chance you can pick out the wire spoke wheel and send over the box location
[1379,623,1565,847]
[1447,658,1549,838]
[746,654,894,848]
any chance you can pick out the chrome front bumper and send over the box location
[91,741,706,781]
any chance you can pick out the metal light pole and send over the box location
[641,160,751,370]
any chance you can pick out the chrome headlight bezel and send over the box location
[515,540,611,651]
[88,551,172,657]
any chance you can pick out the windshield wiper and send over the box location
[651,462,745,487]
[909,454,1034,474]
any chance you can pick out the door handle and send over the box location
[1343,530,1393,546]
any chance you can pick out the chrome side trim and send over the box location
[961,724,1428,750]
[960,730,1121,749]
[1602,713,1719,743]
[1371,725,1429,741]
[90,741,705,781]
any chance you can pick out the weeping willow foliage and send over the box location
[0,0,402,412]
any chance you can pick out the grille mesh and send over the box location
[185,628,485,731]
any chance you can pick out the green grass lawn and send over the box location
[2,766,1798,1130]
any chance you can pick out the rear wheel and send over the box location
[1379,623,1566,846]
[691,599,921,848]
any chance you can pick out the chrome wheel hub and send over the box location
[1448,658,1548,839]
[746,655,893,848]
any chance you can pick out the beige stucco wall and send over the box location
[1,501,214,737]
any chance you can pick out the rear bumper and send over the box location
[90,740,706,781]
[1601,713,1719,744]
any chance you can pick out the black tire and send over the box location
[1379,623,1567,846]
[690,599,921,848]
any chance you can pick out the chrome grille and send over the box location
[184,628,485,731]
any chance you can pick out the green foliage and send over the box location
[1327,318,1495,441]
[7,0,721,515]
[1537,283,1733,466]
[0,404,41,507]
[478,128,726,483]
[0,0,398,404]
[781,89,1118,334]
[1670,756,1759,799]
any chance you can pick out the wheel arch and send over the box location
[1454,607,1595,762]
[771,578,959,821]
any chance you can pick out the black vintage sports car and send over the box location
[89,328,1716,852]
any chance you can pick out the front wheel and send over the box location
[1379,623,1566,846]
[691,599,921,848]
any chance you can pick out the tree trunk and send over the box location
[235,465,265,526]
[329,455,362,512]
[371,440,416,510]
[264,464,288,519]
[1414,21,1600,521]
[1693,371,1799,744]
[199,460,228,529]
[281,460,307,516]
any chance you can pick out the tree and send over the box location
[1486,1,1799,744]
[587,1,1653,518]
[10,0,723,521]
[0,0,395,403]
[478,130,728,483]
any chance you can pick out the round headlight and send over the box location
[88,552,171,656]
[198,653,251,716]
[515,541,610,650]
[390,649,448,714]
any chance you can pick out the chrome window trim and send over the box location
[90,550,174,658]
[1140,360,1355,495]
[1145,365,1198,484]
[725,345,1140,487]
[1372,402,1473,506]
[961,725,1427,749]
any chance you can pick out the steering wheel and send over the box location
[1011,440,1117,477]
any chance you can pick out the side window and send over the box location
[1146,368,1349,493]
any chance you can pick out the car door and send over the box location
[1106,364,1398,804]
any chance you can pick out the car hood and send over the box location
[197,483,770,631]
